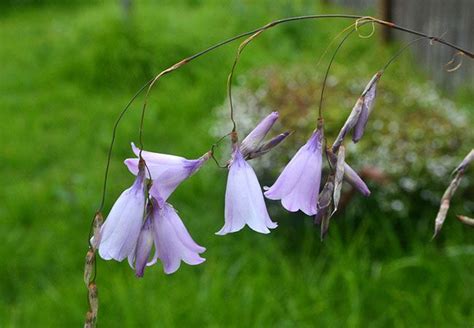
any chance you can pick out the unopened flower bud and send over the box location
[241,111,279,156]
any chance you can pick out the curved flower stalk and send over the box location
[264,119,324,216]
[97,162,146,262]
[125,143,211,205]
[332,71,381,152]
[129,199,206,276]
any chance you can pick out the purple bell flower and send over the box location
[264,120,324,216]
[217,145,278,235]
[124,143,210,205]
[129,198,206,276]
[153,201,206,274]
[97,162,146,262]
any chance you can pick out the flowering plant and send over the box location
[82,14,473,327]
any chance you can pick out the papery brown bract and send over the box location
[315,175,335,240]
[333,145,346,214]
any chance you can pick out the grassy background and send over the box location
[0,0,473,327]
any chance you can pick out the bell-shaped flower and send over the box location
[240,111,290,160]
[264,120,324,216]
[128,198,206,275]
[217,145,277,235]
[125,143,210,205]
[98,162,146,262]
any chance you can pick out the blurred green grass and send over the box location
[0,0,473,327]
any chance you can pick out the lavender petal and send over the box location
[218,147,277,235]
[98,166,146,262]
[265,126,323,216]
[153,202,205,274]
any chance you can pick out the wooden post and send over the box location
[378,0,394,43]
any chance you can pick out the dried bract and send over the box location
[315,175,335,240]
[333,145,346,214]
[457,215,474,227]
[433,149,473,237]
[327,149,371,197]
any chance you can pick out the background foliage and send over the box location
[0,0,473,327]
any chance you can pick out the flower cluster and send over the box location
[96,145,210,277]
[96,73,381,275]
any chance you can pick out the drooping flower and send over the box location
[153,202,206,274]
[97,161,146,262]
[125,143,210,205]
[264,119,324,216]
[129,198,206,276]
[217,145,277,235]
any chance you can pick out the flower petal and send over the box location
[133,216,155,277]
[98,170,146,262]
[153,202,205,274]
[125,147,210,201]
[218,147,277,235]
[264,127,323,216]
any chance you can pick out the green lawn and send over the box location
[1,1,473,327]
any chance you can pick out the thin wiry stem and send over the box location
[318,26,358,119]
[381,36,429,72]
